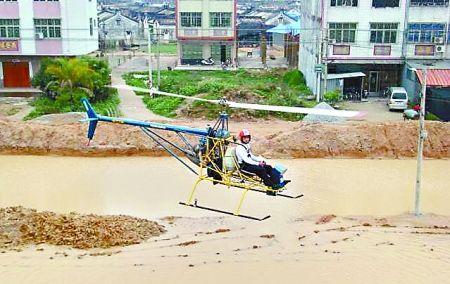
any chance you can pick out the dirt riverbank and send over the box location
[1,211,450,284]
[0,118,448,158]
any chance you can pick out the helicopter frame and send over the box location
[81,98,302,221]
[178,136,303,220]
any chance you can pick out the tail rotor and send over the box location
[81,98,99,144]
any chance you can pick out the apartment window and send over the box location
[89,18,93,36]
[34,19,61,38]
[370,23,398,43]
[180,12,202,27]
[372,0,400,7]
[329,23,357,43]
[408,23,445,43]
[0,0,18,2]
[410,0,449,6]
[210,12,232,27]
[0,19,20,38]
[331,0,358,6]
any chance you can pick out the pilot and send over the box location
[235,129,290,191]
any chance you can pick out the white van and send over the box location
[386,87,408,110]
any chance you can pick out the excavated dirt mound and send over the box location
[255,121,450,159]
[0,207,165,250]
[0,118,448,158]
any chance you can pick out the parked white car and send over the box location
[387,87,409,111]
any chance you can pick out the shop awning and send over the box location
[416,69,450,87]
[327,72,366,80]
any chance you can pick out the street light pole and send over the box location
[414,68,427,217]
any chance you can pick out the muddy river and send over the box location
[1,156,449,218]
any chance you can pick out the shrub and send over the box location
[324,90,341,104]
[29,57,118,118]
[283,70,306,87]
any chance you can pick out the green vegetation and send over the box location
[324,90,341,105]
[425,112,441,121]
[25,90,120,120]
[148,42,177,55]
[27,57,120,120]
[123,69,313,120]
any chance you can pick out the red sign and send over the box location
[0,40,19,51]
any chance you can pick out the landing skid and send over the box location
[179,201,271,221]
[249,188,304,199]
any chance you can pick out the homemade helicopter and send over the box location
[81,85,362,220]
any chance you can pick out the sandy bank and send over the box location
[1,212,450,284]
[0,207,165,251]
[0,118,448,158]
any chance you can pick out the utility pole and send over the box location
[147,21,153,90]
[316,34,322,102]
[261,32,267,67]
[156,25,161,89]
[414,68,427,217]
[322,28,329,99]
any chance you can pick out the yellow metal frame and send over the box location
[184,136,280,216]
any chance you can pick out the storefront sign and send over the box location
[415,45,435,56]
[374,45,391,56]
[0,40,19,51]
[333,45,350,55]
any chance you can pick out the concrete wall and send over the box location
[299,0,322,94]
[0,0,98,57]
[62,0,99,55]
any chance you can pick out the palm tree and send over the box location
[44,58,95,110]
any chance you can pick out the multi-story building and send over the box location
[0,0,98,88]
[300,0,450,98]
[175,0,237,66]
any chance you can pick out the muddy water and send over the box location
[0,155,449,218]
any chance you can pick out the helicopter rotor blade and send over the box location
[112,84,364,118]
[112,84,220,103]
[225,101,362,118]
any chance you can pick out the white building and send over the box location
[98,11,144,49]
[0,0,98,88]
[300,0,450,98]
[176,0,237,66]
